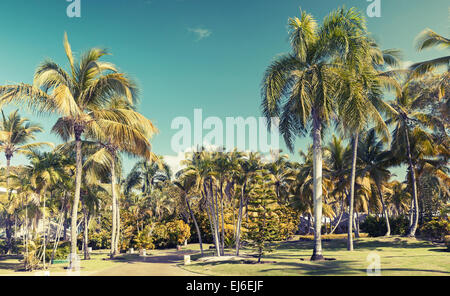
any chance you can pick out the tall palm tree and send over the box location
[388,78,439,237]
[261,7,370,260]
[0,33,138,268]
[338,42,402,250]
[81,96,157,257]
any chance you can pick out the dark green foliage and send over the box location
[45,241,71,261]
[89,230,111,250]
[245,175,279,262]
[360,215,410,237]
[419,218,450,241]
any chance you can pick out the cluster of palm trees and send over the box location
[0,6,447,269]
[261,7,449,259]
[0,33,157,268]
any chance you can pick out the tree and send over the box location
[388,78,440,237]
[410,29,450,75]
[357,129,395,236]
[245,174,279,263]
[0,33,139,268]
[261,7,373,260]
[0,110,52,191]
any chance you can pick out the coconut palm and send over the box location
[174,174,204,256]
[0,110,53,190]
[388,77,442,237]
[261,7,375,260]
[79,96,158,257]
[357,129,395,236]
[0,33,139,267]
[410,29,450,75]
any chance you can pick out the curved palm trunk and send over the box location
[311,115,324,261]
[235,181,246,256]
[330,197,345,234]
[69,135,83,269]
[405,131,419,237]
[347,133,359,251]
[185,195,203,256]
[377,184,391,236]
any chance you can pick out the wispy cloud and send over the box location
[188,27,212,41]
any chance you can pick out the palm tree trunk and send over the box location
[210,181,221,257]
[83,208,90,260]
[405,131,419,237]
[377,184,391,236]
[330,199,345,235]
[311,114,324,261]
[69,133,83,269]
[115,191,121,254]
[220,182,225,255]
[347,133,359,251]
[42,194,46,269]
[185,195,203,256]
[235,181,246,256]
[110,158,118,257]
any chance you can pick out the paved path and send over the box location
[91,250,203,276]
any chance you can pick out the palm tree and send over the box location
[82,96,157,257]
[357,129,395,236]
[174,174,204,256]
[0,110,52,190]
[261,7,370,260]
[410,29,450,75]
[0,33,139,268]
[388,77,439,237]
[27,149,71,268]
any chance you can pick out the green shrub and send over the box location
[135,225,155,250]
[0,239,24,254]
[360,215,409,237]
[166,220,191,247]
[151,223,170,249]
[89,230,111,250]
[419,218,450,241]
[45,241,71,261]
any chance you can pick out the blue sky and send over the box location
[0,0,448,178]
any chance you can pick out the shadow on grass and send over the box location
[276,237,435,252]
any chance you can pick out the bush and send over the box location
[445,236,450,251]
[151,223,170,249]
[360,215,409,237]
[89,230,111,250]
[135,225,155,250]
[419,218,450,241]
[0,239,24,254]
[166,220,191,247]
[45,241,71,261]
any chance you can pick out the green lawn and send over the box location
[0,236,448,276]
[0,251,134,276]
[180,236,450,276]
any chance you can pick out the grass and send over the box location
[180,236,450,276]
[0,251,129,276]
[0,236,448,276]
